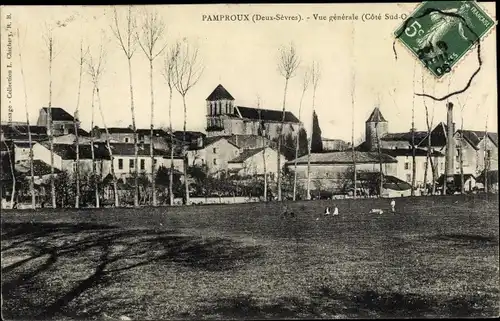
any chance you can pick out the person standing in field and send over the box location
[390,199,396,213]
[333,205,339,216]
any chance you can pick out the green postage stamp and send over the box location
[394,1,496,78]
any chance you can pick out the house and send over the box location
[52,142,111,177]
[322,138,349,151]
[227,146,286,177]
[285,151,398,193]
[37,107,78,136]
[109,143,184,181]
[186,136,241,174]
[357,108,447,188]
[91,126,172,151]
[376,148,445,188]
[13,141,63,170]
[454,130,498,176]
[205,84,301,139]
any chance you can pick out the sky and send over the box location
[1,3,497,143]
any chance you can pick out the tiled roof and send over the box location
[366,107,387,123]
[228,148,265,163]
[52,143,111,160]
[382,131,428,144]
[42,107,75,121]
[206,84,235,100]
[456,130,498,148]
[109,143,170,157]
[235,106,300,123]
[417,122,448,147]
[354,172,412,191]
[1,124,48,141]
[381,148,444,157]
[286,151,397,165]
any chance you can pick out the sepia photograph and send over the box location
[0,2,498,319]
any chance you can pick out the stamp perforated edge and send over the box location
[393,0,498,83]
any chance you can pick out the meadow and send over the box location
[1,195,499,320]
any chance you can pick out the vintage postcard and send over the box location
[1,2,498,320]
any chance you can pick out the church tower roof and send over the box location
[366,107,387,123]
[206,84,235,101]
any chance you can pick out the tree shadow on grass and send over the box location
[188,285,499,319]
[1,221,263,320]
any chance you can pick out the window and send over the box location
[129,159,134,169]
[404,162,410,170]
[213,147,217,154]
[406,174,411,182]
[153,159,157,166]
[213,158,217,165]
[140,159,145,170]
[125,137,130,143]
[118,159,123,170]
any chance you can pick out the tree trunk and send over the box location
[277,78,289,201]
[411,127,416,196]
[293,91,305,201]
[263,145,267,202]
[306,118,313,200]
[459,125,465,194]
[127,58,139,208]
[3,141,16,209]
[19,58,36,208]
[168,87,174,206]
[97,87,119,207]
[182,95,190,205]
[149,60,157,206]
[74,55,84,209]
[292,127,300,201]
[90,87,99,208]
[48,54,56,208]
[375,122,384,197]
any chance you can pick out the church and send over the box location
[205,84,302,140]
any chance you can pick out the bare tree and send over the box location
[137,7,168,207]
[161,42,180,206]
[86,39,119,207]
[350,23,357,200]
[351,71,357,200]
[293,68,310,201]
[17,27,35,208]
[89,86,99,208]
[421,73,437,195]
[3,141,16,209]
[306,61,320,200]
[277,42,300,201]
[256,94,268,201]
[374,118,384,197]
[73,40,88,208]
[110,5,139,207]
[42,23,62,208]
[410,62,417,196]
[172,39,204,206]
[483,104,490,195]
[456,94,470,194]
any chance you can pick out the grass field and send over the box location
[1,195,499,320]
